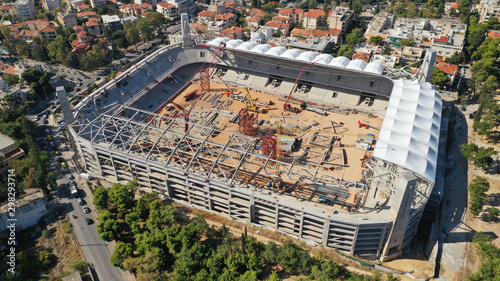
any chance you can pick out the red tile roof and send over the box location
[77,4,90,10]
[265,21,290,29]
[0,5,13,11]
[19,29,38,37]
[312,30,327,37]
[487,31,500,38]
[73,25,84,33]
[272,16,289,22]
[246,8,266,18]
[215,13,235,21]
[290,28,312,36]
[198,10,215,17]
[190,23,207,31]
[303,9,325,19]
[450,2,459,9]
[247,17,261,22]
[77,30,91,38]
[352,52,371,62]
[225,1,233,8]
[278,8,303,16]
[38,25,57,33]
[158,2,175,8]
[86,20,100,26]
[3,66,16,76]
[77,11,97,18]
[328,28,341,36]
[222,26,243,34]
[435,62,458,75]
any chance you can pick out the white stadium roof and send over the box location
[373,80,442,183]
[206,38,385,75]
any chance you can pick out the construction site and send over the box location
[66,36,447,261]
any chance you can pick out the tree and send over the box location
[308,0,318,9]
[473,147,497,168]
[468,176,490,215]
[336,45,354,57]
[32,37,49,62]
[125,25,140,46]
[352,1,362,15]
[467,17,487,53]
[46,172,57,189]
[400,38,414,46]
[382,45,391,55]
[486,207,499,222]
[267,271,280,281]
[93,186,109,210]
[277,240,312,275]
[69,259,88,274]
[3,74,19,86]
[446,52,463,64]
[262,2,276,11]
[431,67,448,88]
[369,36,383,45]
[486,16,500,30]
[38,251,54,269]
[346,28,365,46]
[111,241,133,268]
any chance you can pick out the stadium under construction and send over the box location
[64,35,447,261]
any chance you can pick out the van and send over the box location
[77,198,84,205]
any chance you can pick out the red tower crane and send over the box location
[283,58,322,113]
[170,101,193,133]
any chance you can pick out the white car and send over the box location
[34,116,40,121]
[83,206,90,213]
[49,141,55,147]
[50,163,56,170]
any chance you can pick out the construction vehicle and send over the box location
[318,196,347,207]
[284,59,322,113]
[244,87,265,114]
[358,120,380,130]
[217,75,233,95]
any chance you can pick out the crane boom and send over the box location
[284,59,323,111]
[245,87,256,108]
[217,75,233,94]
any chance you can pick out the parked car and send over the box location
[50,163,56,170]
[34,116,40,121]
[77,198,84,205]
[61,162,67,168]
[47,135,52,141]
[83,206,90,213]
[49,141,55,147]
[86,218,93,225]
[69,180,75,187]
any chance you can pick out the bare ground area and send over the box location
[36,221,90,280]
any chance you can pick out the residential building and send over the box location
[401,46,424,62]
[162,0,196,14]
[245,8,266,19]
[190,23,208,34]
[68,0,84,9]
[328,6,354,35]
[0,5,14,17]
[247,17,261,29]
[215,12,236,24]
[435,61,458,85]
[479,1,500,22]
[157,2,177,19]
[221,26,243,39]
[370,54,398,68]
[302,9,325,30]
[57,10,78,27]
[73,25,84,33]
[134,0,156,8]
[487,30,500,38]
[364,12,393,39]
[290,28,312,38]
[278,7,303,24]
[250,26,273,43]
[42,0,61,10]
[121,16,137,23]
[102,14,122,33]
[0,189,46,232]
[38,24,57,41]
[86,17,102,36]
[198,10,215,24]
[13,0,36,19]
[284,37,333,52]
[23,18,50,30]
[0,133,25,174]
[272,16,290,24]
[71,30,106,57]
[328,28,341,44]
[352,52,371,62]
[17,29,37,43]
[119,3,153,17]
[90,0,106,8]
[77,11,97,20]
[77,3,90,11]
[207,20,227,36]
[264,21,289,36]
[208,0,225,15]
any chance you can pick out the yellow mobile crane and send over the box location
[217,75,233,95]
[244,87,265,113]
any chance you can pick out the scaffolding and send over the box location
[238,108,258,137]
[261,133,277,160]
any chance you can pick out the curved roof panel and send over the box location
[225,39,244,49]
[373,80,442,183]
[234,41,258,52]
[363,62,385,75]
[264,46,287,57]
[249,44,272,54]
[279,49,303,60]
[314,54,334,65]
[345,59,368,71]
[206,37,230,47]
[295,51,319,63]
[329,56,350,68]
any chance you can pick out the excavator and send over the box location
[217,75,233,95]
[244,87,265,113]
